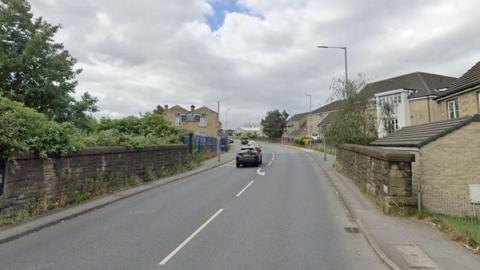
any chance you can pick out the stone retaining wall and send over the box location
[0,145,190,216]
[337,144,416,213]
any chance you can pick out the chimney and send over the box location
[191,105,195,112]
[164,105,168,110]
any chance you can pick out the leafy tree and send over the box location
[153,105,165,114]
[261,109,289,139]
[0,0,97,124]
[326,74,377,145]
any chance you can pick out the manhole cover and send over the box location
[344,227,360,233]
[395,244,437,269]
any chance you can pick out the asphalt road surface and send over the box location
[0,143,388,270]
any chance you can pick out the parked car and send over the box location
[236,145,262,167]
[228,139,234,144]
[241,137,249,145]
[311,133,319,141]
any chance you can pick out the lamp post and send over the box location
[317,45,348,161]
[217,101,221,163]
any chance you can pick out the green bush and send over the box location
[293,134,311,146]
[0,96,85,159]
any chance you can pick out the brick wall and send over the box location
[0,145,190,216]
[337,144,416,213]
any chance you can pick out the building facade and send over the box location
[164,105,221,137]
[359,72,457,138]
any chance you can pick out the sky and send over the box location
[30,0,480,129]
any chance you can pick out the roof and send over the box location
[288,120,307,137]
[311,100,345,114]
[318,111,338,127]
[359,72,456,99]
[436,61,480,100]
[369,114,480,148]
[288,112,308,122]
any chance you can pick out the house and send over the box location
[360,72,457,137]
[284,112,308,139]
[305,100,345,138]
[238,122,264,137]
[434,61,480,120]
[369,114,480,215]
[164,105,221,137]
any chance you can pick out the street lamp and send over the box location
[317,45,348,161]
[317,45,348,85]
[305,94,312,114]
[225,108,231,133]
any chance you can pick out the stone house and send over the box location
[305,100,345,138]
[369,114,480,214]
[284,112,308,139]
[359,72,457,138]
[434,61,480,121]
[164,105,221,137]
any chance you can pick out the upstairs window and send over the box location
[447,99,459,119]
[175,115,182,126]
[199,115,207,127]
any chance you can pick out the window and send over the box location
[175,115,182,126]
[384,118,399,134]
[447,99,459,119]
[199,115,206,127]
[478,92,480,113]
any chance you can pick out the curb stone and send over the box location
[0,155,235,245]
[281,143,403,270]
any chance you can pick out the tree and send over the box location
[0,0,97,123]
[153,105,165,115]
[326,74,377,145]
[261,109,289,139]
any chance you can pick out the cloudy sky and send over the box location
[31,0,480,128]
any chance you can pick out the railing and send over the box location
[419,185,480,243]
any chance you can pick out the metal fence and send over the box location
[419,185,480,227]
[181,134,228,154]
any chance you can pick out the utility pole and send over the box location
[217,101,221,163]
[306,94,312,148]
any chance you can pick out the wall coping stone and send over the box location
[12,144,188,160]
[339,144,415,162]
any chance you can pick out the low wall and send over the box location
[337,144,416,213]
[0,145,190,217]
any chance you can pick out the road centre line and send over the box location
[236,180,255,197]
[158,208,224,266]
[267,161,272,166]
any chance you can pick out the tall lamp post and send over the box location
[317,45,348,161]
[225,108,231,136]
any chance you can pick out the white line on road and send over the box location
[271,152,275,161]
[158,208,224,266]
[267,161,272,166]
[256,168,265,176]
[236,180,254,197]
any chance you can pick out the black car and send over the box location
[236,145,262,167]
[240,137,249,145]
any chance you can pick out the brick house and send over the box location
[164,105,221,137]
[434,61,480,121]
[359,72,457,137]
[369,114,480,214]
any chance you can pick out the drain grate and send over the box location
[344,227,360,233]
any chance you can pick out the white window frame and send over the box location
[199,115,207,127]
[447,99,459,119]
[175,115,182,127]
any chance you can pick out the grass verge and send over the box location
[414,210,480,251]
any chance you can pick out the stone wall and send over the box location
[337,144,416,213]
[436,90,480,120]
[0,145,190,216]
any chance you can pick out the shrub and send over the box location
[0,96,85,159]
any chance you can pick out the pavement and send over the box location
[0,142,388,270]
[289,144,480,270]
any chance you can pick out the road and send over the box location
[0,143,387,270]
